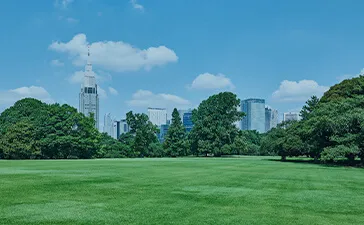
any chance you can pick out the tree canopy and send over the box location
[190,92,245,156]
[164,108,189,157]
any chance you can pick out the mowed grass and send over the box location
[0,157,364,225]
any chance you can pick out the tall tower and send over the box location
[241,98,265,133]
[79,46,100,130]
[265,107,278,132]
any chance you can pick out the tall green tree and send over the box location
[126,111,159,157]
[164,108,188,157]
[300,95,320,121]
[0,120,40,159]
[190,92,244,156]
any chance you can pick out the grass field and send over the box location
[0,157,364,225]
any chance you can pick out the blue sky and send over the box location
[1,0,364,129]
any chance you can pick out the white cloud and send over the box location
[0,86,53,106]
[48,33,178,72]
[98,86,107,99]
[66,17,78,23]
[130,0,144,11]
[127,89,190,108]
[50,59,64,67]
[337,68,364,82]
[68,70,111,84]
[109,87,118,95]
[54,0,74,9]
[189,73,235,90]
[272,80,329,102]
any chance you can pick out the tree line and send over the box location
[0,92,260,159]
[261,76,364,164]
[1,75,364,162]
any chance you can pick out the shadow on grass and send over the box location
[264,158,364,168]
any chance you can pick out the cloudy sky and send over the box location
[1,0,364,129]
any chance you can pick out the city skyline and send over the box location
[2,0,364,128]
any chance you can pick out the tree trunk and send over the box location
[314,155,319,163]
[281,155,286,161]
[348,154,355,166]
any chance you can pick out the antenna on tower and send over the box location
[87,45,90,57]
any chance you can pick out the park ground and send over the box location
[0,157,363,225]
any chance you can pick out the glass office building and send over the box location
[241,98,265,133]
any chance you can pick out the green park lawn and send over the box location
[0,157,363,225]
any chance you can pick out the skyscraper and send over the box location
[113,120,121,140]
[79,46,99,130]
[241,98,265,133]
[148,108,167,126]
[158,124,170,142]
[120,119,130,134]
[178,108,194,132]
[103,113,114,137]
[112,119,130,139]
[265,107,278,132]
[283,112,300,122]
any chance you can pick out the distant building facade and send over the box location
[103,113,114,137]
[265,108,278,132]
[179,109,193,132]
[283,112,300,122]
[158,124,170,142]
[241,98,265,133]
[111,119,130,139]
[113,120,121,140]
[120,119,130,134]
[148,108,167,126]
[79,47,99,130]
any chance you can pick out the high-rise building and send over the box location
[120,119,130,134]
[148,108,167,126]
[79,46,99,130]
[265,107,278,132]
[183,112,193,132]
[112,119,130,139]
[179,109,194,132]
[103,113,114,137]
[113,120,121,139]
[241,98,265,133]
[283,112,300,122]
[158,124,170,142]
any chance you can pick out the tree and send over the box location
[241,130,262,155]
[126,111,158,157]
[190,92,244,156]
[96,133,128,158]
[0,98,99,159]
[230,134,248,155]
[320,75,364,102]
[300,95,319,121]
[0,120,40,159]
[164,108,189,157]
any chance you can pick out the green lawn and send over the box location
[0,157,363,225]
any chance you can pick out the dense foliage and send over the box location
[0,99,99,159]
[163,108,189,157]
[189,92,245,156]
[263,76,364,164]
